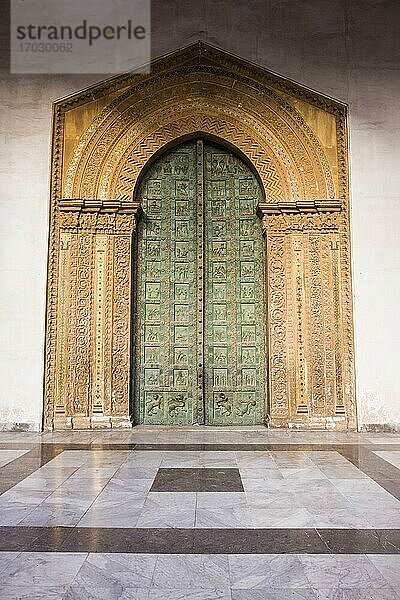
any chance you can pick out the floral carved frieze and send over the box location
[58,199,141,233]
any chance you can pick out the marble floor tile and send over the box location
[331,478,387,494]
[228,554,309,589]
[115,466,159,479]
[279,466,328,481]
[367,554,400,587]
[271,451,314,464]
[18,503,87,527]
[343,490,400,511]
[39,490,94,508]
[237,467,283,479]
[373,451,400,469]
[0,488,53,505]
[318,465,368,480]
[46,487,102,504]
[244,491,298,508]
[63,569,149,599]
[123,452,164,467]
[137,507,196,528]
[161,452,203,468]
[0,432,42,443]
[305,507,371,529]
[0,449,30,467]
[47,451,94,466]
[2,551,400,600]
[200,458,238,468]
[305,451,347,463]
[241,478,282,492]
[2,430,400,555]
[82,452,130,467]
[362,508,400,528]
[45,457,90,468]
[231,591,317,599]
[294,491,354,510]
[82,553,157,587]
[68,466,120,479]
[300,554,394,591]
[148,588,231,599]
[77,504,143,528]
[89,489,148,509]
[10,469,75,491]
[0,584,68,599]
[313,589,400,599]
[0,552,87,588]
[291,479,340,493]
[0,501,38,525]
[235,452,273,468]
[196,492,248,509]
[198,451,237,461]
[55,477,108,494]
[152,554,230,589]
[103,476,154,493]
[0,551,21,574]
[145,492,197,510]
[250,507,313,528]
[195,506,254,528]
[41,431,95,443]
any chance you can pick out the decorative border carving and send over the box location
[49,200,140,430]
[259,203,352,428]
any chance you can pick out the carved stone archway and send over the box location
[44,42,356,430]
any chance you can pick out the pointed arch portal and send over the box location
[134,139,267,425]
[45,42,356,430]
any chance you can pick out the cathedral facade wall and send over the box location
[0,0,399,430]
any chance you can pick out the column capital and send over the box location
[257,199,342,219]
[58,199,142,233]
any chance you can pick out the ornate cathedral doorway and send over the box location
[133,139,268,425]
[46,43,356,431]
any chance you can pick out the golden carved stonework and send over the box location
[44,42,355,430]
[50,200,140,430]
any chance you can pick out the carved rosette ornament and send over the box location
[44,42,356,430]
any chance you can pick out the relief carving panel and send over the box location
[262,211,352,428]
[52,202,139,429]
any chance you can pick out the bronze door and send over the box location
[134,140,267,425]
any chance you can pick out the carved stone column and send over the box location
[258,200,352,429]
[50,200,140,430]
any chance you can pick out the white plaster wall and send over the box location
[0,0,399,429]
[0,73,102,430]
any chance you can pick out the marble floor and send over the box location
[1,428,400,599]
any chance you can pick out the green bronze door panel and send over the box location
[204,144,267,425]
[134,142,199,424]
[134,139,267,425]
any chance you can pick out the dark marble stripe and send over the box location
[0,443,42,450]
[319,528,400,554]
[150,467,244,492]
[1,526,400,554]
[134,443,348,451]
[2,441,400,452]
[0,445,63,494]
[339,446,400,500]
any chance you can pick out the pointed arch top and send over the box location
[53,41,347,207]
